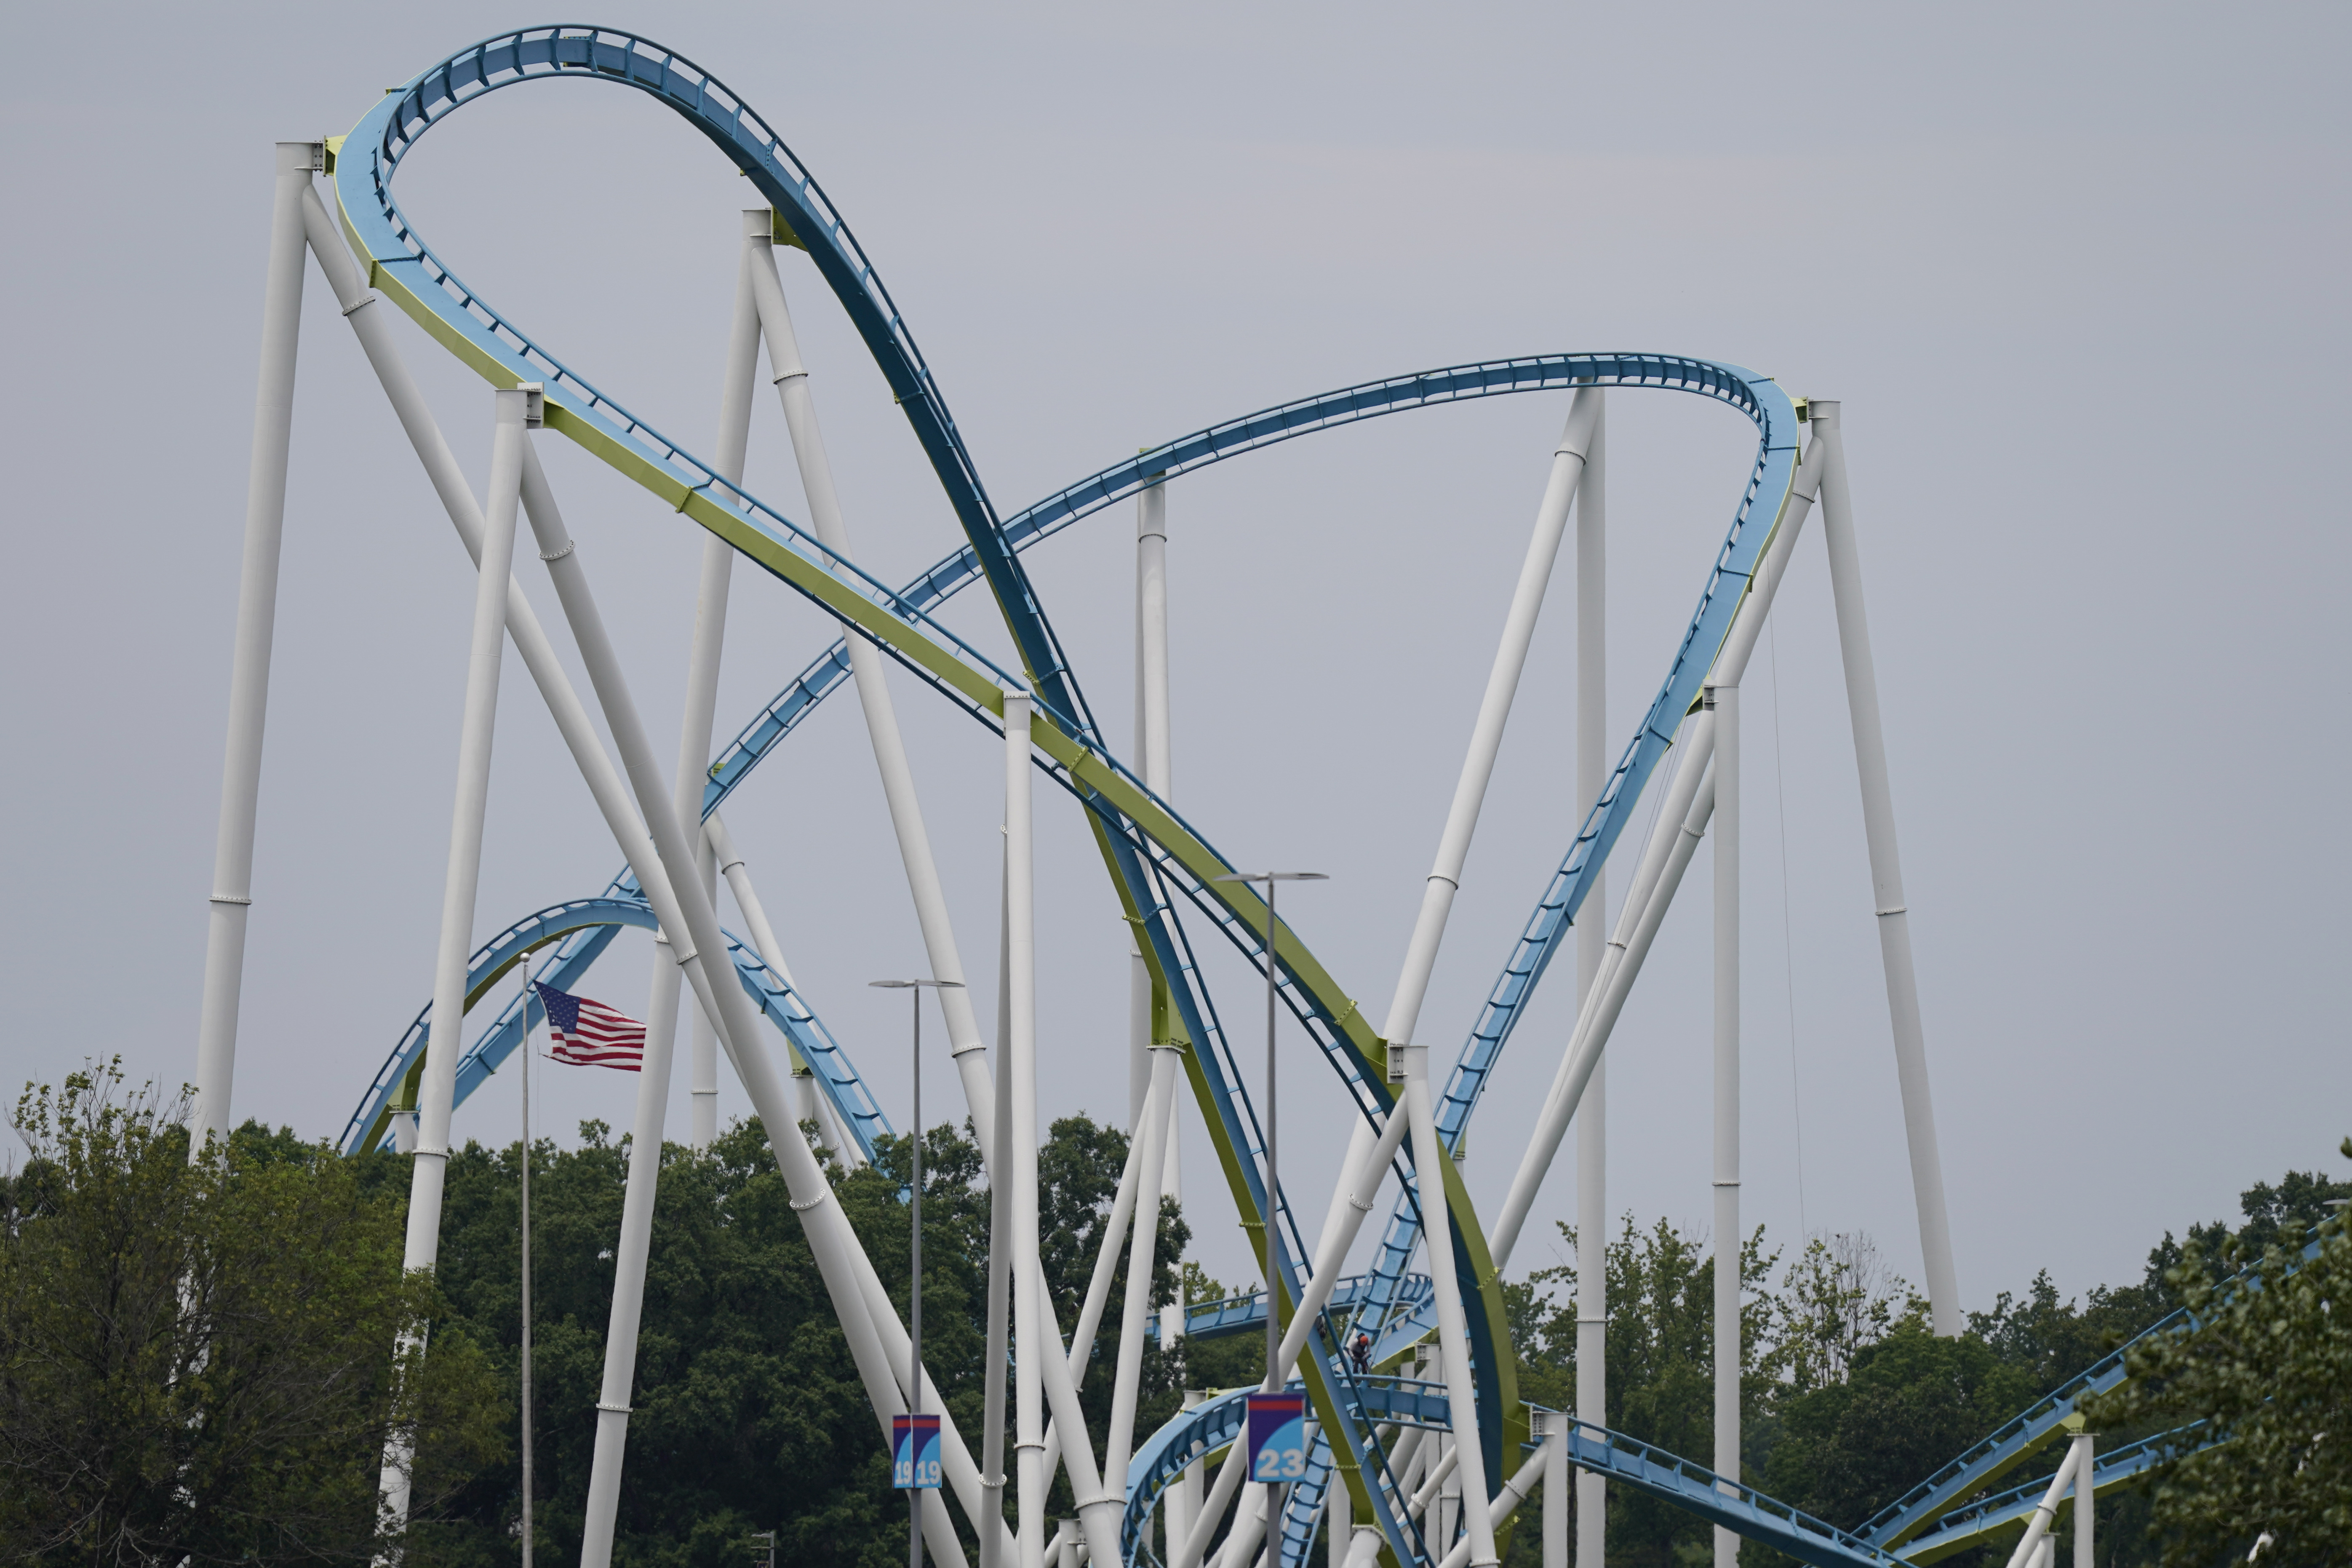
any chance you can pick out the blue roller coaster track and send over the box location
[315,25,2229,1568]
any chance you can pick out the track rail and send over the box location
[326,27,1820,1564]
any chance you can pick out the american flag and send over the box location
[531,981,646,1071]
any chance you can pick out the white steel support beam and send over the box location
[1103,1045,1179,1490]
[381,385,530,1532]
[192,141,315,1157]
[292,206,949,1557]
[1492,433,1826,1271]
[1400,1044,1499,1568]
[1135,477,1184,1362]
[1006,689,1051,1568]
[1572,397,1608,1568]
[1167,1389,1204,1566]
[673,214,766,1153]
[1999,1440,2084,1568]
[1133,476,1171,1133]
[2070,1432,2093,1568]
[705,812,862,1165]
[981,881,1015,1568]
[1385,388,1602,1054]
[1709,677,1741,1568]
[1538,1409,1567,1568]
[1437,1447,1546,1568]
[748,242,998,1167]
[517,451,988,1568]
[1808,400,1962,1336]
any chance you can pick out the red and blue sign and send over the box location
[1246,1392,1308,1483]
[893,1413,942,1489]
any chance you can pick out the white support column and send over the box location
[1327,1461,1349,1568]
[1493,433,1827,1272]
[708,812,862,1165]
[289,211,979,1554]
[192,140,315,1157]
[1006,690,1048,1568]
[1133,476,1169,1136]
[380,385,530,1531]
[2000,1440,2084,1568]
[1537,1408,1566,1568]
[2069,1431,2093,1568]
[295,191,687,1066]
[1572,395,1608,1568]
[518,452,991,1568]
[1136,477,1185,1354]
[1167,1389,1204,1566]
[748,243,998,1166]
[1709,677,1740,1568]
[981,890,1016,1568]
[1399,1045,1498,1568]
[1808,400,1961,1336]
[1385,388,1602,1054]
[675,212,765,1154]
[1103,1045,1178,1491]
[1435,1449,1546,1568]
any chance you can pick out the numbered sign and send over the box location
[1245,1392,1308,1483]
[893,1413,942,1489]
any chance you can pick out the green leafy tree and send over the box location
[1508,1215,1779,1568]
[414,1108,1189,1568]
[2080,1142,2352,1567]
[0,1062,500,1565]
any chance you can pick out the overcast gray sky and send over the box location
[2,2,2345,1315]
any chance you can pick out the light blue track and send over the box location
[1124,1381,1912,1568]
[317,24,2226,1568]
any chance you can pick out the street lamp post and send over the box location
[1212,868,1325,1538]
[870,978,964,1568]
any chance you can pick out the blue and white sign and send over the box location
[893,1413,942,1489]
[1246,1392,1308,1483]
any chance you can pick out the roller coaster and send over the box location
[190,27,2200,1568]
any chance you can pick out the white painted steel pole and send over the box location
[1709,678,1741,1568]
[1133,476,1169,1135]
[2070,1432,2093,1568]
[1492,434,1827,1271]
[1400,1044,1499,1568]
[1138,477,1184,1350]
[2000,1442,2084,1568]
[675,213,765,1153]
[1384,389,1601,1055]
[1492,713,1710,1269]
[748,246,997,1164]
[707,811,852,1160]
[1808,400,1962,1336]
[402,388,528,1272]
[1006,691,1049,1568]
[297,208,974,1555]
[1103,1045,1178,1489]
[982,875,1015,1568]
[1274,1103,1410,1380]
[1173,1416,1253,1568]
[1538,1409,1566,1568]
[1327,1466,1348,1568]
[1572,396,1609,1568]
[1436,1448,1546,1568]
[1167,1389,1203,1565]
[517,454,984,1568]
[192,140,314,1157]
[297,195,684,954]
[380,387,529,1532]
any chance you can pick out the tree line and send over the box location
[1,1061,2344,1565]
